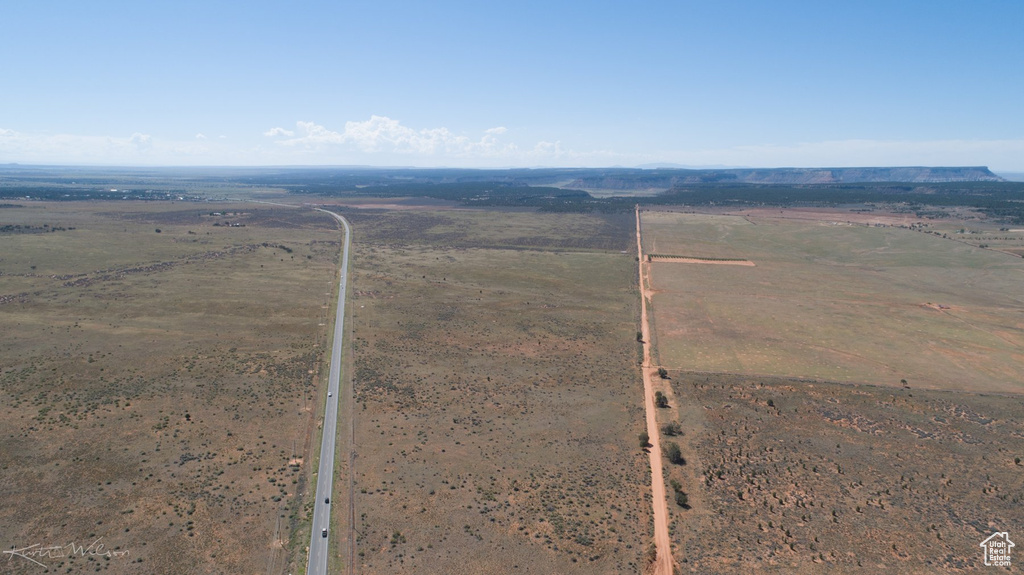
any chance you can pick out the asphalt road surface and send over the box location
[307,209,351,575]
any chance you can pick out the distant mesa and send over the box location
[570,166,1003,190]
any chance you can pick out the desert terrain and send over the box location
[336,207,652,573]
[0,201,340,573]
[639,207,1024,573]
[641,210,1024,393]
[2,177,1023,574]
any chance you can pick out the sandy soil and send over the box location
[636,206,674,575]
[651,257,755,266]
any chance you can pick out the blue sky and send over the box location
[2,0,1023,170]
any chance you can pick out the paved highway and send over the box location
[307,209,351,575]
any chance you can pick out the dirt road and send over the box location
[636,206,674,575]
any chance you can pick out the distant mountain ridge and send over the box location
[569,166,1003,190]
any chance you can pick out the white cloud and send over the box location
[4,123,1024,170]
[263,127,294,137]
[265,116,520,158]
[0,128,155,162]
[530,141,563,157]
[291,121,345,145]
[140,117,1024,169]
[128,132,153,152]
[0,128,238,165]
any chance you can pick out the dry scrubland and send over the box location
[7,196,1022,575]
[336,208,652,573]
[641,209,1024,572]
[642,210,1024,393]
[658,373,1024,573]
[0,202,340,574]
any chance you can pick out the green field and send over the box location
[642,210,1024,393]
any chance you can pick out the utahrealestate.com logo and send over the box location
[980,531,1014,568]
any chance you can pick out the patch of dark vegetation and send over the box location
[5,165,1023,223]
[540,181,1024,222]
[201,166,1023,222]
[653,181,1024,224]
[230,165,1002,192]
[0,186,205,202]
[299,173,1024,223]
[0,223,75,234]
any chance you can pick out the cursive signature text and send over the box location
[4,538,129,567]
